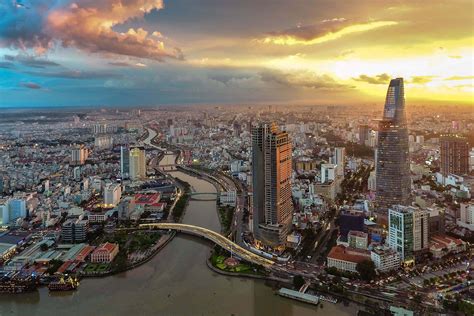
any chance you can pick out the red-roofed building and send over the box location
[327,245,371,273]
[134,193,162,212]
[76,245,96,262]
[91,242,119,263]
[429,235,466,259]
[57,260,73,274]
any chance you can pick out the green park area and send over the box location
[83,263,110,274]
[218,205,234,235]
[210,247,267,276]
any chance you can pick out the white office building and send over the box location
[457,203,474,231]
[371,246,401,272]
[104,183,122,207]
[321,163,336,184]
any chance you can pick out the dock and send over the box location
[278,288,319,306]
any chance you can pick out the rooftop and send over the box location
[134,193,161,205]
[327,245,370,263]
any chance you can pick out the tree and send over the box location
[40,243,48,251]
[356,260,376,281]
[293,275,305,289]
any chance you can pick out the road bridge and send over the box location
[138,222,274,267]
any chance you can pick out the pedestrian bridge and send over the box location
[138,223,274,267]
[188,192,219,201]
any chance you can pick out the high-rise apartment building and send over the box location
[71,145,88,166]
[8,199,27,222]
[252,123,293,249]
[376,78,411,210]
[321,163,336,184]
[440,134,469,176]
[333,147,345,177]
[129,146,146,180]
[388,205,429,263]
[359,124,370,145]
[458,203,474,230]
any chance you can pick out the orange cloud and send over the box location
[260,20,397,46]
[45,0,182,61]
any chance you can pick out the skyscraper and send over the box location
[440,134,469,176]
[120,146,130,179]
[376,78,411,210]
[252,123,293,249]
[129,146,146,181]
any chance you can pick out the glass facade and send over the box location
[376,78,411,210]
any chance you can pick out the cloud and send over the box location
[0,0,182,61]
[108,61,148,68]
[259,19,397,46]
[353,73,391,85]
[25,70,122,80]
[409,76,436,84]
[445,76,474,81]
[20,82,42,89]
[260,70,351,90]
[4,54,60,68]
[0,61,14,69]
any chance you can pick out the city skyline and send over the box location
[0,2,473,315]
[0,0,473,108]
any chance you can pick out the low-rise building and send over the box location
[327,245,371,273]
[220,190,237,207]
[348,230,368,250]
[429,235,467,259]
[370,247,401,272]
[90,242,119,263]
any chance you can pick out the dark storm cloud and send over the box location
[4,54,60,68]
[24,70,122,80]
[0,61,15,69]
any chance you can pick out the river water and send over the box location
[0,136,357,315]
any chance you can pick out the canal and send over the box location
[0,131,356,316]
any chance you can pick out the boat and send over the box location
[48,276,80,291]
[0,272,38,294]
[0,280,37,293]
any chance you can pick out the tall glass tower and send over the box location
[252,123,293,250]
[376,78,411,210]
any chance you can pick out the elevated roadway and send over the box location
[139,222,274,267]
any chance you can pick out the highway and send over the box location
[139,222,275,268]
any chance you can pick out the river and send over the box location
[0,131,357,316]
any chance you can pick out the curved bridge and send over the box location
[139,223,274,268]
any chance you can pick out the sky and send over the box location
[0,0,472,108]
